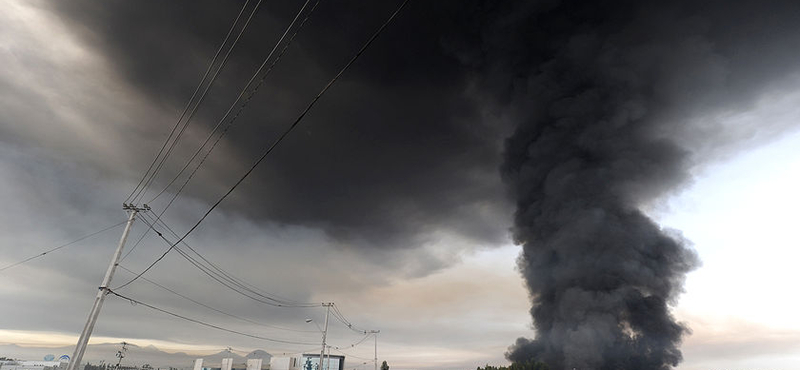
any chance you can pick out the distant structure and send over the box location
[268,355,343,370]
[190,354,343,370]
[266,357,299,370]
[193,358,268,370]
[0,360,68,370]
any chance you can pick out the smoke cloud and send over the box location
[12,0,800,367]
[441,0,800,369]
[498,4,702,366]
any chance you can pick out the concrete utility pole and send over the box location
[325,345,331,370]
[368,330,379,370]
[319,303,332,370]
[67,204,148,370]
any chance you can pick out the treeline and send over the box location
[476,360,549,370]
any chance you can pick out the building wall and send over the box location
[0,361,68,370]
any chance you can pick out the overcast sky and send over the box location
[1,1,799,370]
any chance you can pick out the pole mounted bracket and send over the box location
[122,203,151,212]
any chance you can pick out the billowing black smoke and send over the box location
[471,0,719,369]
[466,0,800,368]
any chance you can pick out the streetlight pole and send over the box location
[67,204,147,370]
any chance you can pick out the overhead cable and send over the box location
[331,332,373,350]
[331,347,374,362]
[123,0,319,271]
[117,212,319,308]
[331,304,369,334]
[132,0,266,204]
[119,218,156,262]
[108,290,318,345]
[118,0,410,286]
[141,212,318,307]
[148,0,321,206]
[0,220,127,273]
[117,1,410,326]
[117,264,318,333]
[125,0,257,203]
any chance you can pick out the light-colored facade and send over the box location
[0,361,68,370]
[193,358,269,370]
[267,357,299,370]
[269,355,342,370]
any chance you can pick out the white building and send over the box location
[0,361,68,370]
[269,355,343,370]
[193,358,268,370]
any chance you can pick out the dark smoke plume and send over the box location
[474,0,800,368]
[451,0,778,368]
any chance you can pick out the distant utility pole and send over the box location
[67,204,149,370]
[115,342,129,369]
[368,330,379,370]
[319,303,332,370]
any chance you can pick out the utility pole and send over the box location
[325,345,331,370]
[115,342,128,370]
[67,204,148,370]
[319,303,332,370]
[367,330,379,370]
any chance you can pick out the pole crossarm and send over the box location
[123,203,151,212]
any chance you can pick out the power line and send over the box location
[148,0,321,206]
[331,332,373,350]
[122,0,319,272]
[0,221,127,273]
[108,289,318,345]
[118,212,319,308]
[331,347,373,362]
[270,346,325,357]
[138,212,311,307]
[331,304,369,334]
[132,0,265,204]
[134,0,262,204]
[116,264,319,333]
[119,216,156,262]
[145,213,312,306]
[117,0,411,288]
[115,215,378,357]
[128,0,321,269]
[125,213,369,332]
[125,0,257,203]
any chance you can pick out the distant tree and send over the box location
[380,361,389,370]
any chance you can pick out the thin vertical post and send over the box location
[319,303,331,370]
[67,204,145,370]
[368,330,379,370]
